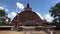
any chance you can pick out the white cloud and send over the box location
[5,8,9,11]
[0,6,9,12]
[35,12,54,22]
[36,12,44,20]
[0,6,4,10]
[44,14,54,22]
[16,2,24,9]
[8,12,17,20]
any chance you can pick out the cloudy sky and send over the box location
[0,0,60,22]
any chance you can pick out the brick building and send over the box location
[12,3,46,27]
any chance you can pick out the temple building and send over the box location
[12,3,45,27]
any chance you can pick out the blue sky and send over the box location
[0,0,60,22]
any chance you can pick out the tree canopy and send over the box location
[0,9,6,17]
[49,2,60,24]
[0,8,11,25]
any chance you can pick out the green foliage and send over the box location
[49,2,60,23]
[0,9,6,17]
[0,9,11,25]
[0,18,6,25]
[49,2,60,17]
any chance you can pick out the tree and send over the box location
[0,8,11,25]
[49,2,60,24]
[0,9,6,17]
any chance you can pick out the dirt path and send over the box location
[0,31,49,34]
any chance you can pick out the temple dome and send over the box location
[12,3,43,26]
